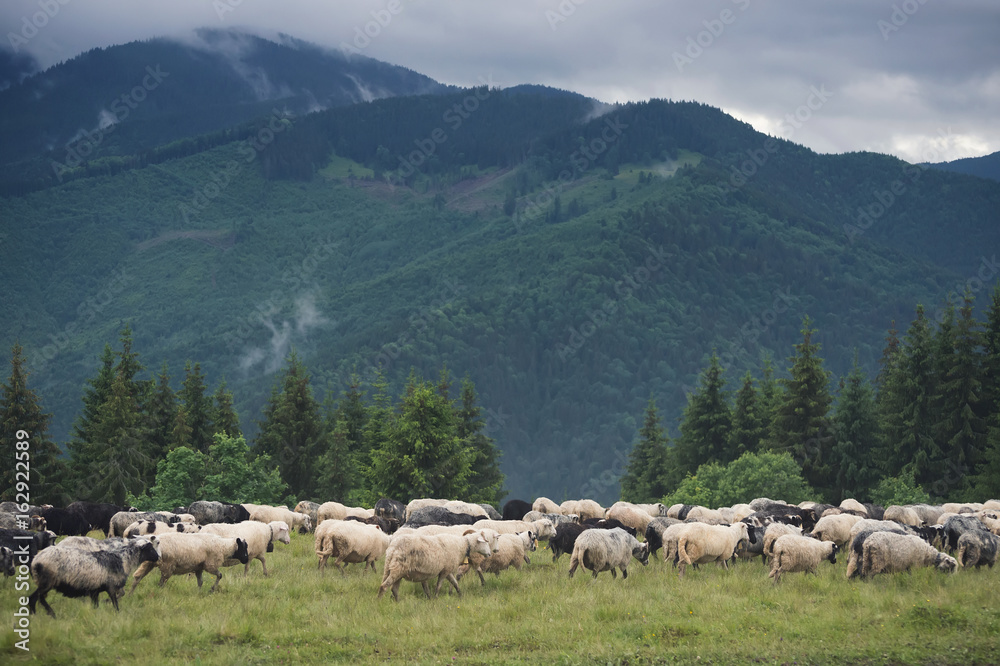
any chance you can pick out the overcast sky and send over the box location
[4,0,998,163]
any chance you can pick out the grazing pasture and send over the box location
[1,528,998,664]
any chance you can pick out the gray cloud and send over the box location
[3,0,998,162]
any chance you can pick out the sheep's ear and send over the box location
[477,536,487,543]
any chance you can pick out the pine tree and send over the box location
[675,353,732,477]
[831,355,882,501]
[367,375,470,501]
[619,398,672,502]
[729,372,766,455]
[314,414,355,502]
[877,305,937,481]
[933,289,985,497]
[89,366,151,505]
[982,285,1000,419]
[172,406,193,450]
[770,317,834,500]
[144,362,177,482]
[336,374,369,459]
[972,416,1000,498]
[212,379,241,438]
[67,344,115,493]
[756,355,782,446]
[178,361,213,453]
[456,378,505,505]
[0,343,68,505]
[875,320,901,394]
[361,369,394,469]
[255,351,326,498]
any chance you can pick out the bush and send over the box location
[869,469,930,507]
[663,451,814,507]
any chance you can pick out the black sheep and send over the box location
[502,499,532,521]
[39,507,91,536]
[550,523,590,562]
[375,498,406,526]
[403,506,478,528]
[66,502,127,536]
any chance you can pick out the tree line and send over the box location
[0,324,504,509]
[621,286,1000,506]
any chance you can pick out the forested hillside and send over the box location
[2,35,999,504]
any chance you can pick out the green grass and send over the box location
[2,530,998,664]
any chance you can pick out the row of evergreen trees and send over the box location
[621,287,1000,505]
[0,326,504,508]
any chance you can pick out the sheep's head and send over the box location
[271,521,291,544]
[473,535,493,559]
[826,543,839,564]
[936,553,958,573]
[633,542,650,566]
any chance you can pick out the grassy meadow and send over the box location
[2,529,998,665]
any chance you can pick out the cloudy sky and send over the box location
[4,0,998,163]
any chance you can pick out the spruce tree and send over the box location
[972,416,1000,498]
[212,379,242,438]
[456,378,505,505]
[619,398,672,502]
[675,353,732,477]
[982,285,1000,423]
[933,290,985,497]
[144,362,177,483]
[756,355,782,446]
[178,361,213,453]
[771,316,834,499]
[831,355,882,501]
[0,344,68,505]
[315,413,355,502]
[255,352,326,498]
[875,320,901,394]
[367,375,470,501]
[729,372,766,455]
[172,406,193,450]
[361,369,394,470]
[89,366,151,505]
[878,305,937,481]
[67,344,115,492]
[336,374,369,460]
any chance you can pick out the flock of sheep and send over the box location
[2,494,998,616]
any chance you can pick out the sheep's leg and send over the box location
[35,589,57,618]
[424,580,436,599]
[129,562,154,595]
[677,561,687,579]
[568,554,579,578]
[445,573,462,597]
[90,591,101,608]
[377,575,395,600]
[107,586,121,612]
[210,570,223,593]
[622,566,628,579]
[610,568,617,579]
[260,556,269,577]
[477,568,486,586]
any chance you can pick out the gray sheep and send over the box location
[956,530,999,569]
[28,538,161,617]
[568,527,649,580]
[859,532,957,578]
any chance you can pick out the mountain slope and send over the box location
[927,150,1000,182]
[3,76,999,503]
[0,29,449,188]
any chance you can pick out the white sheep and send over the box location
[123,520,202,538]
[560,500,580,516]
[883,505,923,526]
[762,523,804,563]
[377,530,494,601]
[676,522,751,578]
[315,520,391,574]
[859,532,957,578]
[459,530,535,584]
[575,499,605,521]
[471,518,556,541]
[768,534,838,583]
[568,527,649,579]
[522,511,578,525]
[28,538,160,617]
[810,513,864,548]
[249,505,311,533]
[129,532,250,593]
[531,497,563,515]
[684,506,729,525]
[935,512,960,526]
[983,500,1000,511]
[730,504,754,522]
[839,498,868,515]
[201,520,290,576]
[605,504,653,534]
[442,501,488,518]
[108,511,181,537]
[975,510,1000,536]
[661,522,697,566]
